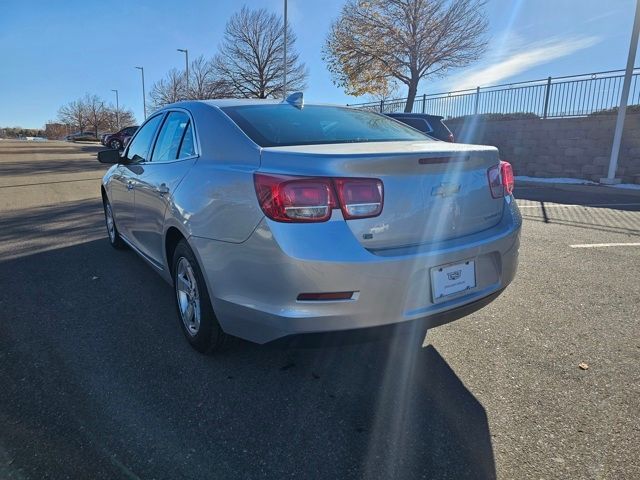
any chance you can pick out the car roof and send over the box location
[158,99,362,111]
[201,98,284,107]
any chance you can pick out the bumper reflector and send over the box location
[297,292,354,301]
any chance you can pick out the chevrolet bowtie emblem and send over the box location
[432,183,461,197]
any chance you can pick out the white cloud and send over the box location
[449,35,601,91]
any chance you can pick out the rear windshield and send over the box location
[221,105,431,147]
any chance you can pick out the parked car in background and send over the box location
[65,131,96,141]
[100,133,112,145]
[103,126,138,150]
[97,96,520,354]
[386,113,455,142]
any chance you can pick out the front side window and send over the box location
[125,114,163,163]
[151,112,191,162]
[221,105,431,148]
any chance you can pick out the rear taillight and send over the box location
[487,161,515,198]
[333,178,383,219]
[254,174,336,222]
[501,161,514,195]
[254,173,383,223]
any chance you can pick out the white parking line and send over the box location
[519,203,640,208]
[570,242,640,248]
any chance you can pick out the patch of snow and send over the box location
[515,176,597,185]
[611,183,640,190]
[516,175,640,190]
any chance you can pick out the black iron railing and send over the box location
[347,68,640,118]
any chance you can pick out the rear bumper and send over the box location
[191,198,521,344]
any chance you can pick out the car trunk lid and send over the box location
[259,141,504,250]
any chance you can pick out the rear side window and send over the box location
[125,114,163,163]
[178,123,195,158]
[393,117,433,134]
[151,112,190,162]
[430,120,453,140]
[221,105,430,147]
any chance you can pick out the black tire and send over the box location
[172,240,228,354]
[109,139,122,150]
[103,197,126,249]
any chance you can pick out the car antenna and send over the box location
[282,92,304,109]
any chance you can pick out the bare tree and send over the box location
[189,55,233,99]
[57,94,136,136]
[324,0,488,112]
[149,68,187,111]
[213,6,308,98]
[102,106,136,131]
[58,99,88,132]
[83,94,108,138]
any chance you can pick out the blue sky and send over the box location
[0,0,636,128]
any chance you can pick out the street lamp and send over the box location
[135,66,147,119]
[602,0,640,184]
[111,89,120,129]
[177,48,189,99]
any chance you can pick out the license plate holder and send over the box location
[431,259,476,302]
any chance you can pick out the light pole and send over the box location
[603,0,640,184]
[135,66,147,119]
[283,0,288,98]
[177,48,189,99]
[111,89,120,130]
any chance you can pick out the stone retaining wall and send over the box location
[445,114,640,183]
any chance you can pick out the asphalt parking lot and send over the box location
[0,140,639,480]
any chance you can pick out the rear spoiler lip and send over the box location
[261,141,498,156]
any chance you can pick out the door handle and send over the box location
[156,183,170,196]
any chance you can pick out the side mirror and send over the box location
[98,149,122,164]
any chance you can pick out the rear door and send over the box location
[132,111,198,266]
[112,114,164,242]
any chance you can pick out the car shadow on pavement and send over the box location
[515,185,640,236]
[0,235,496,479]
[0,200,105,260]
[515,184,640,211]
[0,158,108,177]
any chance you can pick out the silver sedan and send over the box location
[98,96,521,353]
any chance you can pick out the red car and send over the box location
[103,126,138,150]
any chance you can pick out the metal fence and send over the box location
[348,68,640,119]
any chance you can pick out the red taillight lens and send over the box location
[333,178,383,219]
[254,174,335,222]
[254,174,383,222]
[487,160,515,198]
[500,161,514,195]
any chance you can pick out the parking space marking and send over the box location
[570,242,640,248]
[519,203,640,208]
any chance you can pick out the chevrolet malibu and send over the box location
[98,95,521,353]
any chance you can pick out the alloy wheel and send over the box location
[105,203,115,242]
[175,257,201,336]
